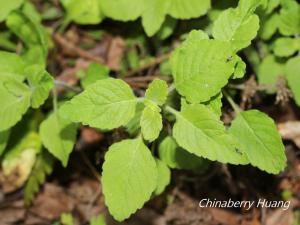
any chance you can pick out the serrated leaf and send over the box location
[0,0,24,22]
[171,38,234,103]
[81,63,109,89]
[102,138,157,221]
[258,55,284,92]
[0,130,10,156]
[154,158,170,196]
[140,102,162,142]
[39,113,77,167]
[229,110,286,174]
[273,38,300,57]
[145,79,168,106]
[0,78,31,131]
[25,65,54,108]
[158,136,210,171]
[60,78,137,130]
[285,56,300,106]
[61,0,104,24]
[212,8,259,51]
[24,150,53,205]
[172,104,249,164]
[278,0,300,36]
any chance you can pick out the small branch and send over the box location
[165,106,179,116]
[223,91,241,114]
[53,33,105,64]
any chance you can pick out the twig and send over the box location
[125,53,171,77]
[53,33,105,64]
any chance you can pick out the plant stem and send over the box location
[52,89,58,114]
[164,105,179,116]
[223,91,241,114]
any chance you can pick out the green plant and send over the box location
[0,0,293,222]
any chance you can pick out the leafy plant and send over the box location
[0,0,293,222]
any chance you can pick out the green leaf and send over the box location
[231,55,246,79]
[156,16,177,40]
[273,38,300,57]
[0,0,24,22]
[266,0,280,14]
[90,215,107,225]
[158,136,210,171]
[0,130,10,156]
[24,150,54,205]
[125,103,144,136]
[212,8,259,51]
[285,56,300,106]
[154,158,170,196]
[171,38,234,103]
[168,0,211,19]
[60,78,137,130]
[140,101,162,142]
[142,0,168,36]
[39,113,77,167]
[0,51,26,81]
[60,213,74,225]
[172,104,249,164]
[259,14,279,40]
[61,0,104,24]
[258,55,284,92]
[145,79,168,106]
[6,10,48,57]
[25,65,54,108]
[0,78,31,131]
[102,138,157,221]
[81,63,109,89]
[278,0,300,36]
[229,110,286,174]
[100,0,145,21]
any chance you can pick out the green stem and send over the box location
[164,105,179,116]
[52,89,58,114]
[223,91,241,114]
[137,97,145,103]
